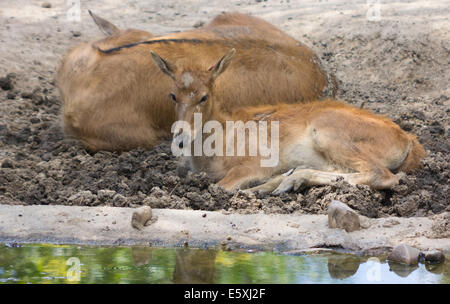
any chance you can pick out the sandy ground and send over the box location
[0,0,449,239]
[1,205,449,254]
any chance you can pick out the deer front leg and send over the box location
[217,164,271,193]
[244,168,312,195]
[271,168,329,195]
[244,169,295,194]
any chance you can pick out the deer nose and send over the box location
[178,140,183,149]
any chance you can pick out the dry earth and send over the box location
[0,1,449,229]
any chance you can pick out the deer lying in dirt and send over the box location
[57,12,336,151]
[150,49,426,193]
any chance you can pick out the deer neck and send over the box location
[187,102,233,181]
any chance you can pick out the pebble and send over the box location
[193,21,204,28]
[72,31,82,37]
[420,250,446,264]
[21,92,33,99]
[131,206,152,230]
[1,158,15,169]
[41,2,52,8]
[328,200,360,232]
[382,218,400,228]
[388,244,420,265]
[0,76,13,90]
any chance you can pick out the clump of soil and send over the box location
[429,212,450,239]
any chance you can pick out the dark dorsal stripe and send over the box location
[97,38,209,54]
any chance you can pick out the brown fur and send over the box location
[152,51,426,193]
[56,12,335,151]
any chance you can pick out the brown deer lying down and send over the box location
[56,11,336,151]
[150,49,426,193]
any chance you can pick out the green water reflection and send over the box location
[0,244,448,284]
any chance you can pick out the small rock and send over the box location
[193,21,205,28]
[288,222,300,228]
[30,117,40,124]
[328,200,360,232]
[388,244,421,265]
[0,76,13,90]
[1,158,15,169]
[72,31,82,37]
[382,218,400,228]
[41,2,52,8]
[21,92,33,99]
[420,250,445,264]
[7,92,16,99]
[31,93,44,105]
[131,206,153,230]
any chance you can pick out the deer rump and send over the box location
[56,12,336,151]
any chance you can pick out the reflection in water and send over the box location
[131,246,153,266]
[173,249,217,283]
[0,244,448,284]
[327,255,361,279]
[388,261,419,278]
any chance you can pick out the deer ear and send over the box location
[88,10,120,36]
[211,48,236,80]
[150,51,176,80]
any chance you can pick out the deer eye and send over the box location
[169,93,177,103]
[199,94,208,104]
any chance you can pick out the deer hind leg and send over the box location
[249,137,401,195]
[270,166,399,195]
[268,147,400,195]
[244,169,360,195]
[244,169,295,194]
[247,162,399,195]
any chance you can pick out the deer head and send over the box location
[150,48,236,149]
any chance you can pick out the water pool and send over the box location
[0,243,448,284]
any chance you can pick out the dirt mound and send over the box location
[0,78,448,217]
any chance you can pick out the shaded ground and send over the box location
[0,1,449,219]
